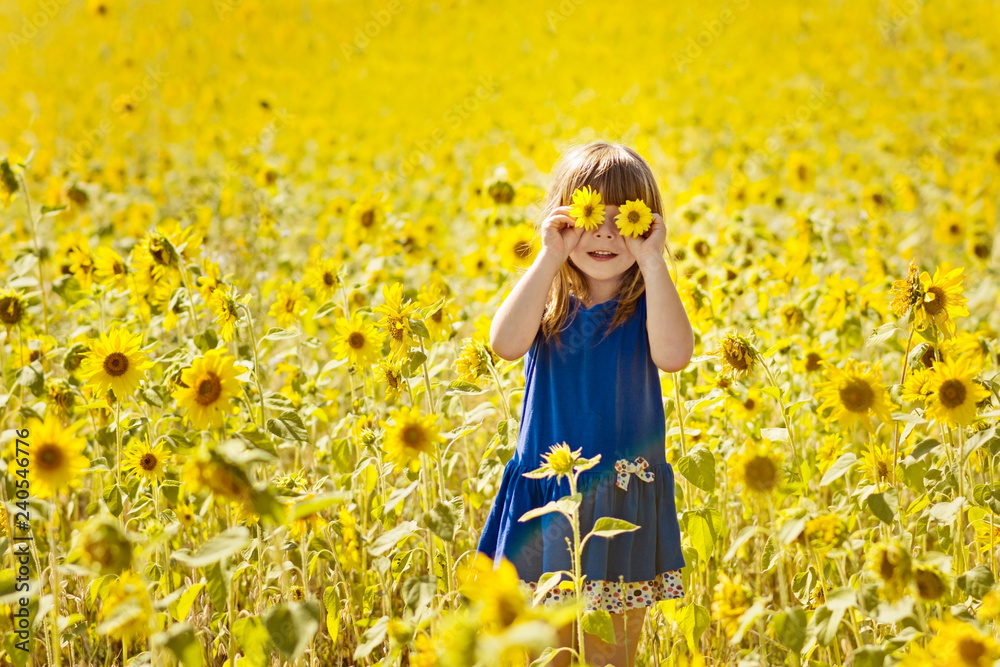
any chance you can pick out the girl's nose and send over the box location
[594,221,617,238]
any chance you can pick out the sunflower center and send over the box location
[958,637,986,665]
[743,398,755,411]
[431,308,443,323]
[195,374,222,405]
[839,379,874,413]
[805,352,823,372]
[323,271,336,286]
[879,554,896,581]
[140,453,158,471]
[723,346,751,372]
[360,210,375,227]
[150,239,171,265]
[797,164,809,181]
[628,211,640,223]
[348,332,366,349]
[402,424,426,446]
[582,204,593,217]
[744,455,778,493]
[0,296,23,325]
[37,444,64,471]
[938,378,967,408]
[513,241,533,259]
[923,287,945,316]
[103,352,130,377]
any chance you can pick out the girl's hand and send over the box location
[623,213,668,268]
[540,205,584,262]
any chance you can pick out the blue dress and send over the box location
[476,291,686,612]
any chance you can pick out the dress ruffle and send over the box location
[476,459,686,584]
[518,569,685,613]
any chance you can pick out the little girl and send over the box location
[476,141,694,667]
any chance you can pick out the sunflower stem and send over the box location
[17,173,49,338]
[486,360,511,422]
[238,303,267,428]
[891,321,916,488]
[418,339,435,416]
[176,259,200,335]
[47,507,63,667]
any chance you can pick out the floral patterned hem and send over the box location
[518,569,684,613]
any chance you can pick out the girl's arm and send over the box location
[625,214,695,373]
[489,247,565,360]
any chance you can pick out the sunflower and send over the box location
[711,573,751,640]
[924,355,990,427]
[209,287,250,343]
[332,312,384,369]
[172,348,242,430]
[196,258,227,303]
[380,405,444,473]
[457,552,528,632]
[371,282,418,362]
[614,199,653,238]
[914,265,969,338]
[122,437,172,484]
[933,209,966,246]
[416,277,456,342]
[523,441,600,480]
[569,185,606,231]
[778,303,805,334]
[454,337,500,385]
[867,541,911,602]
[268,282,308,329]
[346,190,389,250]
[812,358,894,434]
[913,564,947,601]
[97,570,154,648]
[729,387,763,422]
[80,327,153,401]
[899,617,1000,667]
[794,339,832,376]
[786,150,816,192]
[802,513,848,554]
[900,367,935,404]
[93,246,130,292]
[372,359,405,402]
[0,157,20,207]
[0,287,29,334]
[887,259,922,319]
[18,414,89,499]
[861,441,894,487]
[728,439,782,497]
[303,257,341,304]
[716,332,757,379]
[496,223,539,271]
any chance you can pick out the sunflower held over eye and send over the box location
[923,355,990,427]
[812,357,894,434]
[80,327,153,401]
[122,437,172,483]
[914,265,969,338]
[172,348,243,430]
[380,405,445,473]
[569,185,605,231]
[614,199,653,238]
[332,312,384,369]
[18,414,89,499]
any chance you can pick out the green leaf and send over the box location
[929,496,965,523]
[586,517,640,541]
[444,380,485,395]
[171,527,251,568]
[866,489,898,525]
[685,512,715,565]
[169,583,205,622]
[675,603,710,650]
[761,386,783,400]
[421,497,464,542]
[156,622,205,667]
[266,410,309,442]
[676,446,715,493]
[909,437,940,460]
[233,616,272,667]
[518,494,581,523]
[820,453,858,486]
[771,607,807,653]
[724,526,759,562]
[957,566,995,599]
[582,609,616,645]
[760,427,789,442]
[323,586,340,640]
[352,614,389,661]
[369,520,419,557]
[261,327,300,341]
[852,646,886,667]
[264,600,321,661]
[409,319,430,339]
[314,300,339,319]
[290,492,351,521]
[102,482,124,517]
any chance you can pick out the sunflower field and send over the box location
[1,0,999,665]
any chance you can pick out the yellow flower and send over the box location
[867,541,911,602]
[523,441,601,480]
[346,189,389,250]
[303,257,341,304]
[196,258,227,303]
[924,355,990,427]
[900,616,1000,667]
[92,246,130,292]
[372,282,418,362]
[16,414,89,499]
[97,570,154,648]
[209,287,250,343]
[496,223,539,271]
[380,405,444,473]
[332,312,384,369]
[453,338,499,385]
[122,437,172,484]
[716,332,757,380]
[0,287,29,334]
[861,441,894,487]
[711,573,750,640]
[569,185,606,231]
[779,303,805,334]
[373,359,405,402]
[80,327,152,401]
[802,514,848,554]
[172,349,242,430]
[728,440,782,497]
[887,259,922,319]
[268,281,308,329]
[915,265,969,338]
[68,516,133,576]
[901,367,934,404]
[813,358,894,434]
[614,198,653,238]
[457,553,529,632]
[786,150,816,192]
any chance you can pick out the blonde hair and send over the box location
[532,140,674,352]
